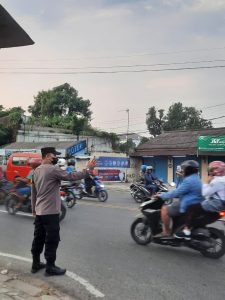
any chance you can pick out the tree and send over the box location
[0,106,24,146]
[146,102,212,136]
[71,114,89,141]
[28,83,92,122]
[146,107,165,137]
[138,136,151,146]
[119,138,136,154]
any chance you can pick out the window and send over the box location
[12,157,28,166]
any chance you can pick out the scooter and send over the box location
[76,176,108,202]
[5,192,66,222]
[130,197,225,259]
[132,180,168,203]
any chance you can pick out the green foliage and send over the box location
[146,102,212,136]
[0,106,24,146]
[71,115,89,140]
[28,83,92,121]
[138,136,151,146]
[119,138,136,154]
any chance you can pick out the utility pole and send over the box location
[126,108,130,156]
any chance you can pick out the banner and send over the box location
[198,136,225,152]
[96,156,130,168]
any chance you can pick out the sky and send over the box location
[1,0,225,136]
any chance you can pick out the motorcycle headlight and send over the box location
[100,184,104,188]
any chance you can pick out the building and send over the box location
[132,127,225,184]
[117,133,142,147]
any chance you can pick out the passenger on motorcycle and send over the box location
[144,166,157,194]
[14,158,42,208]
[176,165,184,188]
[66,159,76,173]
[175,161,225,240]
[156,160,202,237]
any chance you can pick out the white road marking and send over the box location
[0,252,105,298]
[0,209,32,217]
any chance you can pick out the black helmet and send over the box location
[181,160,199,176]
[68,159,75,166]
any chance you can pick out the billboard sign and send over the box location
[198,136,225,152]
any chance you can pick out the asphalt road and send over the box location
[0,190,225,300]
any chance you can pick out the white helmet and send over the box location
[58,158,66,167]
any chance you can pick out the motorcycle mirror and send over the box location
[169,182,176,187]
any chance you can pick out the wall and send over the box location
[16,129,113,152]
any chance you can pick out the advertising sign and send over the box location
[96,156,130,168]
[198,136,225,152]
[67,140,86,156]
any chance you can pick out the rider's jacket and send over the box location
[144,173,157,186]
[201,176,225,212]
[160,173,202,213]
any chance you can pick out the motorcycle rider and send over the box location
[144,166,157,194]
[66,159,76,173]
[155,160,202,237]
[13,158,41,209]
[175,161,225,240]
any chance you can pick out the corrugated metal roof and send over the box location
[0,5,34,48]
[133,127,225,156]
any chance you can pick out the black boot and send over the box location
[31,257,46,274]
[45,264,66,276]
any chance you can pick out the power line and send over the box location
[2,58,225,70]
[1,64,225,75]
[2,46,225,62]
[201,103,225,110]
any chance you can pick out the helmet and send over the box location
[146,166,153,171]
[68,159,75,166]
[140,164,147,173]
[29,158,42,169]
[58,158,66,167]
[208,161,225,176]
[181,160,199,176]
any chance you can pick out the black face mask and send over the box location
[52,157,58,165]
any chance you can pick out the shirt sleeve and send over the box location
[160,179,190,200]
[202,181,224,198]
[53,166,88,181]
[31,182,37,213]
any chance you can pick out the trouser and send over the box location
[31,214,60,265]
[185,203,219,228]
[146,184,157,194]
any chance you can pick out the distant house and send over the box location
[132,127,225,183]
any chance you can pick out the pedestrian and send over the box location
[31,147,96,276]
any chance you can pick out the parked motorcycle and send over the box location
[130,197,225,259]
[132,180,168,203]
[76,176,108,202]
[5,192,66,222]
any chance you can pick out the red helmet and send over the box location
[29,158,42,169]
[208,161,225,176]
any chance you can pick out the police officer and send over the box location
[31,147,96,276]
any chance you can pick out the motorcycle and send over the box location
[60,183,79,208]
[75,176,108,202]
[130,197,225,259]
[0,179,13,204]
[130,179,144,199]
[5,192,67,222]
[132,180,168,203]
